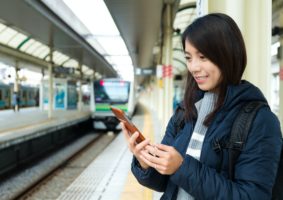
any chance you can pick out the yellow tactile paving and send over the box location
[120,105,154,200]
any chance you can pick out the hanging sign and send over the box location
[162,65,173,78]
[53,66,75,75]
[280,68,283,80]
[156,65,163,78]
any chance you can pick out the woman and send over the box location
[121,13,282,200]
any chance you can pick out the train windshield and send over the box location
[94,80,130,104]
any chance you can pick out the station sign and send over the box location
[135,67,156,76]
[53,66,75,75]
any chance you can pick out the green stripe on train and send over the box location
[95,104,128,112]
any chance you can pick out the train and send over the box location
[0,82,39,109]
[90,78,137,131]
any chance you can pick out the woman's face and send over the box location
[185,40,222,92]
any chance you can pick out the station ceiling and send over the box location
[0,0,116,79]
[0,0,196,82]
[104,0,196,81]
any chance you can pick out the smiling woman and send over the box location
[120,13,282,200]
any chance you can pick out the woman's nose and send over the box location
[188,58,201,72]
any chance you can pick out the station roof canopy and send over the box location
[0,0,117,79]
[0,0,196,81]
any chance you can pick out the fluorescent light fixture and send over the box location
[62,0,119,36]
[61,0,134,81]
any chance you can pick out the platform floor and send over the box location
[56,100,164,200]
[0,100,165,199]
[0,106,91,144]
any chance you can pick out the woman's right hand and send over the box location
[121,122,150,169]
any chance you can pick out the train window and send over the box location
[0,90,2,99]
[94,80,130,103]
[5,90,9,98]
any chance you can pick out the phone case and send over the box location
[110,106,145,143]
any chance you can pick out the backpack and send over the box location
[173,101,283,199]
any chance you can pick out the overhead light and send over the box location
[59,0,134,81]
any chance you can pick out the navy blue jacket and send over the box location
[131,81,282,200]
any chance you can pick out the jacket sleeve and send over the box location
[170,107,282,200]
[131,115,177,192]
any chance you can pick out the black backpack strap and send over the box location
[272,141,283,200]
[173,103,185,137]
[228,101,267,180]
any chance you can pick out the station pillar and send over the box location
[199,0,272,99]
[40,68,45,110]
[14,60,20,111]
[77,62,83,112]
[48,49,54,119]
[156,65,164,123]
[278,13,283,134]
[161,3,174,133]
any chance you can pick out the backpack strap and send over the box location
[272,141,283,199]
[228,101,267,180]
[172,103,185,137]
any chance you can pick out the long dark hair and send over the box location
[181,13,247,125]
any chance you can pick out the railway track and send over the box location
[0,132,117,200]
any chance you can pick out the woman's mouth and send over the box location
[195,75,208,83]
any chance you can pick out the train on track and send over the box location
[0,82,39,109]
[91,78,137,131]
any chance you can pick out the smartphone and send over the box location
[110,106,145,143]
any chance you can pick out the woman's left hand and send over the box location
[140,143,183,175]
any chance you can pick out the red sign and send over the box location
[280,68,283,81]
[162,65,173,78]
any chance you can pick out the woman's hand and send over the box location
[121,122,151,169]
[141,143,183,175]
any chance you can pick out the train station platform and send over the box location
[0,107,91,148]
[56,99,164,200]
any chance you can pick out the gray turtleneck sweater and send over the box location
[177,92,217,200]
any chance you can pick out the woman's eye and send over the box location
[199,55,206,60]
[185,56,191,62]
